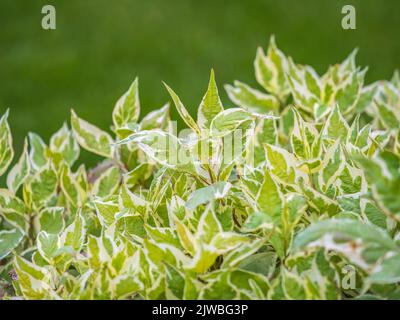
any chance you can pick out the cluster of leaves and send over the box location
[1,37,400,300]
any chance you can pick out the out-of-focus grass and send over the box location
[0,0,400,168]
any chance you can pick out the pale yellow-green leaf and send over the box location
[197,69,224,129]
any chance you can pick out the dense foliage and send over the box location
[0,37,400,300]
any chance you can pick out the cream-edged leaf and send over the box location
[225,81,280,113]
[112,78,140,129]
[0,110,14,176]
[7,138,30,194]
[71,110,114,158]
[164,82,201,135]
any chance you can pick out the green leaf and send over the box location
[201,269,269,300]
[222,239,265,268]
[118,183,148,213]
[225,81,280,113]
[300,184,339,216]
[0,189,27,231]
[293,219,399,268]
[255,116,278,149]
[196,206,223,244]
[210,108,254,138]
[49,123,80,166]
[281,269,307,299]
[37,207,65,234]
[318,140,345,192]
[186,181,231,210]
[0,228,23,259]
[120,215,146,240]
[28,132,47,170]
[376,101,400,130]
[124,163,151,188]
[238,252,277,277]
[7,138,30,194]
[264,144,306,185]
[94,198,120,226]
[37,232,60,262]
[355,83,377,113]
[13,256,53,299]
[285,193,308,226]
[165,263,185,299]
[0,110,14,176]
[140,103,170,131]
[254,36,289,101]
[334,69,365,114]
[290,109,310,159]
[164,82,201,135]
[362,200,387,229]
[356,151,400,217]
[61,211,86,252]
[183,273,201,300]
[286,61,320,112]
[60,164,86,208]
[323,105,349,140]
[175,218,196,255]
[114,274,142,299]
[92,166,120,198]
[71,110,114,158]
[146,226,181,249]
[200,272,237,299]
[210,232,250,254]
[242,211,274,232]
[256,169,284,226]
[197,69,224,129]
[368,253,400,284]
[112,78,140,129]
[27,163,58,210]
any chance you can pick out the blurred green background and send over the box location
[1,0,400,167]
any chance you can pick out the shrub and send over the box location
[0,37,400,300]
